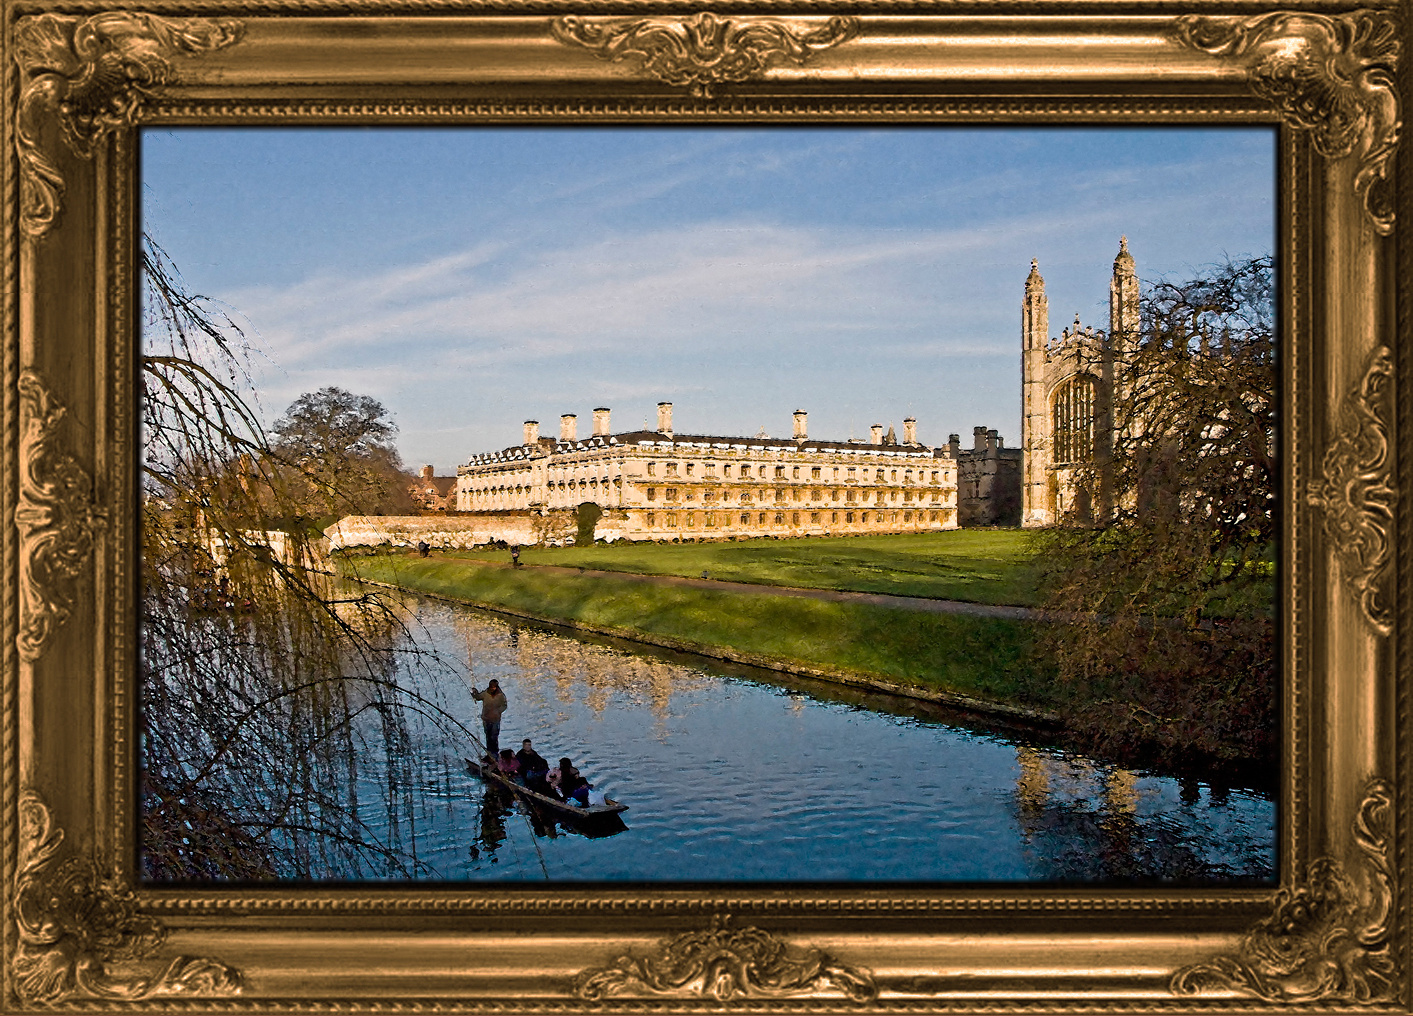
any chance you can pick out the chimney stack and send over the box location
[523,420,539,445]
[593,407,611,437]
[947,434,961,459]
[560,414,577,442]
[903,417,916,445]
[657,402,673,435]
[793,410,808,440]
[421,464,434,480]
[973,425,988,451]
[870,424,883,445]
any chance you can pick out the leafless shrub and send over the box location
[1036,256,1276,775]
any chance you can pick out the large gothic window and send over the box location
[1052,375,1095,465]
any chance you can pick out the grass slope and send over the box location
[434,530,1043,606]
[346,553,1053,710]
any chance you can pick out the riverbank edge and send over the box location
[347,574,1062,729]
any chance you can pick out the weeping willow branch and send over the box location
[140,234,468,881]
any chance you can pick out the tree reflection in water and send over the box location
[141,569,476,881]
[1013,747,1268,883]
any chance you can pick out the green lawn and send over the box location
[431,529,1043,606]
[343,553,1055,711]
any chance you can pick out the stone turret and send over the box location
[1100,236,1139,517]
[1021,258,1050,527]
[1109,235,1139,345]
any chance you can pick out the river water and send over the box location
[356,598,1275,884]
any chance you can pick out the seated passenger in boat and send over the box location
[516,739,549,779]
[553,757,591,806]
[495,749,520,779]
[516,740,553,795]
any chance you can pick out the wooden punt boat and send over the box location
[464,757,629,823]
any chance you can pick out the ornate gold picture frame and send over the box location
[2,0,1406,1009]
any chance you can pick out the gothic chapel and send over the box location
[1021,238,1140,527]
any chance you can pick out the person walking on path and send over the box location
[471,678,508,759]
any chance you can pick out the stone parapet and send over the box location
[328,514,544,550]
[326,510,640,550]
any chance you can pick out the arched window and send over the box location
[1052,375,1096,465]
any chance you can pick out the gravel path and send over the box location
[483,560,1041,620]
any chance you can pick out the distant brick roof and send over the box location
[408,474,457,507]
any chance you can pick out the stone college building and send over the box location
[457,404,961,541]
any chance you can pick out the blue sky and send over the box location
[141,127,1274,472]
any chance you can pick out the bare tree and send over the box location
[272,386,417,523]
[1036,256,1276,775]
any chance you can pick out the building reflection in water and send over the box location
[452,611,719,737]
[1015,746,1049,815]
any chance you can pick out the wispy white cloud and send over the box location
[230,214,1078,376]
[151,128,1273,467]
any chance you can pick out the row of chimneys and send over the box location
[947,426,1004,455]
[523,405,631,445]
[522,404,917,446]
[794,411,918,445]
[525,403,677,444]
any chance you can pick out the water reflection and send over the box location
[347,598,1277,883]
[467,781,628,866]
[1012,748,1271,883]
[454,609,720,739]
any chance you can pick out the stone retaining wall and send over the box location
[325,510,637,550]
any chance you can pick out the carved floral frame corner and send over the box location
[13,10,243,240]
[1170,779,1395,1003]
[13,792,242,1006]
[1169,9,1400,236]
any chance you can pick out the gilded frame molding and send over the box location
[1,0,1407,1010]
